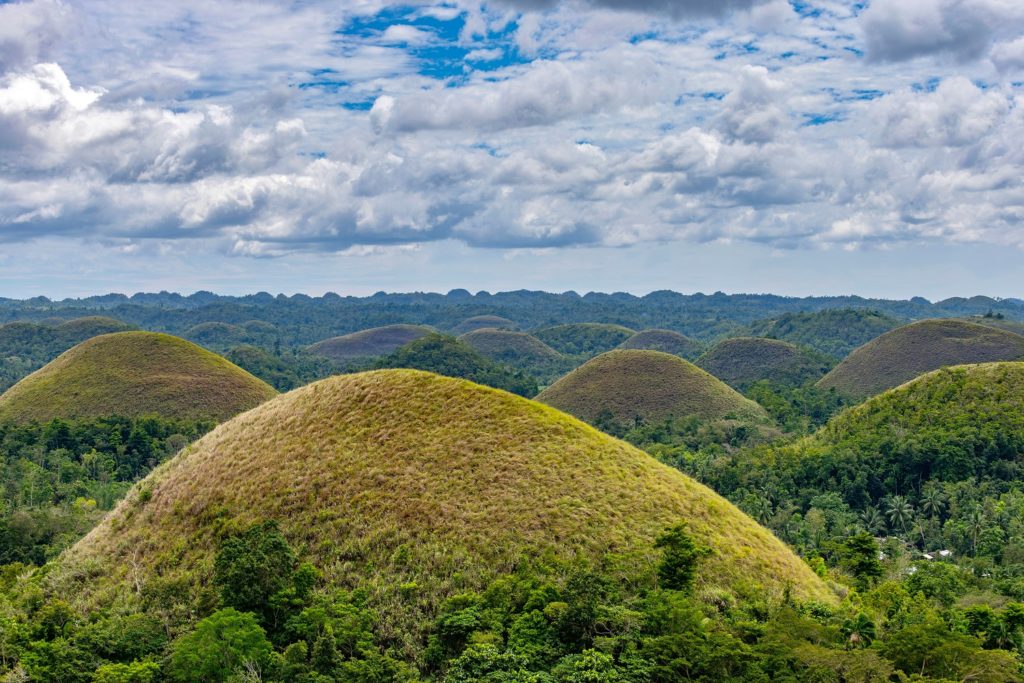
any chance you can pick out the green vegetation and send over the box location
[0,332,276,423]
[451,315,518,334]
[0,414,211,564]
[53,370,830,652]
[458,328,572,384]
[617,328,704,360]
[818,319,1024,398]
[183,321,280,351]
[745,308,902,359]
[696,337,833,390]
[307,324,434,362]
[534,323,636,358]
[226,345,338,391]
[374,333,539,397]
[537,350,768,429]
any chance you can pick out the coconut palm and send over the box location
[859,506,886,536]
[920,487,947,520]
[966,506,986,556]
[842,613,877,649]
[885,495,914,537]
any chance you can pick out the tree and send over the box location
[858,506,886,536]
[920,487,946,520]
[885,496,914,537]
[965,505,986,556]
[841,613,876,649]
[214,521,296,619]
[838,533,883,589]
[91,661,160,683]
[166,608,274,683]
[655,524,711,593]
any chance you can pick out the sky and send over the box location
[0,0,1023,299]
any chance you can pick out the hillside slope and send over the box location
[0,332,276,423]
[534,323,636,357]
[307,324,433,362]
[817,319,1024,398]
[57,370,832,637]
[697,337,831,389]
[537,349,768,425]
[618,328,704,359]
[451,314,518,334]
[745,308,901,359]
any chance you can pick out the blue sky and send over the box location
[0,0,1023,298]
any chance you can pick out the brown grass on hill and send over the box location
[54,370,831,650]
[451,315,518,334]
[459,328,563,363]
[618,329,704,359]
[0,332,276,423]
[817,319,1024,399]
[307,324,433,361]
[537,349,768,424]
[696,337,831,389]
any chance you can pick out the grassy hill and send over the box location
[184,322,249,348]
[696,337,832,390]
[817,319,1024,398]
[537,349,768,427]
[534,323,636,358]
[618,328,704,359]
[307,324,433,362]
[451,314,518,334]
[744,308,902,359]
[0,332,276,423]
[55,369,832,642]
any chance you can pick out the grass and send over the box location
[459,328,563,364]
[54,369,832,646]
[537,349,768,424]
[307,324,433,361]
[451,315,518,334]
[817,319,1024,398]
[184,322,249,346]
[54,316,135,337]
[0,332,277,423]
[618,329,704,360]
[534,323,637,357]
[744,308,901,359]
[696,337,832,390]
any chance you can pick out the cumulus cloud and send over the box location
[0,0,70,71]
[494,0,771,19]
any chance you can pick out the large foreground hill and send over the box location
[57,370,831,638]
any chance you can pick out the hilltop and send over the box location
[817,319,1024,398]
[451,314,518,334]
[618,328,704,359]
[537,349,768,427]
[57,369,831,641]
[307,324,433,362]
[745,308,901,359]
[534,323,636,358]
[697,337,832,390]
[0,332,276,423]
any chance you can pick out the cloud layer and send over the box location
[1,0,1024,266]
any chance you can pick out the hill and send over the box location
[537,349,768,427]
[0,332,276,423]
[745,308,902,359]
[817,319,1024,398]
[451,314,518,334]
[184,322,249,348]
[374,333,538,397]
[708,362,1024,513]
[534,323,636,357]
[307,324,433,362]
[54,315,135,339]
[57,369,832,639]
[696,337,832,390]
[618,328,704,359]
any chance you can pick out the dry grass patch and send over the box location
[307,324,434,362]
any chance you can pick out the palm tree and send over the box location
[842,613,877,649]
[885,495,914,537]
[859,506,886,536]
[920,488,947,520]
[966,506,986,556]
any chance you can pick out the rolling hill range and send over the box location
[457,328,570,382]
[451,314,518,334]
[55,369,832,641]
[744,308,902,359]
[817,319,1024,398]
[696,337,832,389]
[534,322,636,357]
[307,324,433,362]
[618,328,704,359]
[537,349,768,426]
[0,332,276,423]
